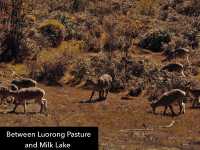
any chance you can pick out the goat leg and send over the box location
[24,101,27,113]
[192,98,197,108]
[169,105,176,116]
[182,102,185,114]
[105,89,109,99]
[41,99,47,113]
[0,97,2,105]
[99,90,103,100]
[89,90,95,101]
[163,106,168,115]
[40,103,43,113]
[44,99,48,112]
[101,90,105,99]
[178,101,182,114]
[11,104,18,113]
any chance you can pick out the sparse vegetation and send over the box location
[28,40,83,85]
[1,0,200,149]
[137,0,158,16]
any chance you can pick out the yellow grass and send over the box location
[137,0,158,15]
[37,40,84,63]
[38,19,65,30]
[194,73,200,81]
[8,64,29,76]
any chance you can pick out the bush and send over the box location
[137,0,158,16]
[175,0,200,16]
[71,59,90,85]
[110,79,125,92]
[38,19,65,47]
[139,31,171,52]
[70,0,88,12]
[39,58,67,85]
[29,55,67,85]
[146,69,191,101]
[183,31,199,49]
[70,54,148,91]
[50,13,80,40]
[29,40,83,85]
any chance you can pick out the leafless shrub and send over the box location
[146,69,190,102]
[28,55,68,85]
[175,0,200,17]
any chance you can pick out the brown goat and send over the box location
[11,78,37,89]
[187,88,200,108]
[161,63,185,77]
[150,89,186,116]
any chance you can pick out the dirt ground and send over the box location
[0,83,199,150]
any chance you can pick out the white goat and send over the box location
[9,87,47,113]
[89,74,112,101]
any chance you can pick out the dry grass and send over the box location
[1,1,200,149]
[136,0,159,16]
[37,40,84,63]
[38,19,65,30]
[0,84,200,149]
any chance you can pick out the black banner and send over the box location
[0,127,98,150]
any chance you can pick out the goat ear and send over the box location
[149,101,154,104]
[185,81,191,87]
[151,99,157,103]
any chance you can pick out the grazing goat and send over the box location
[150,89,186,116]
[189,89,200,108]
[11,78,37,89]
[174,48,190,58]
[161,63,185,77]
[163,48,190,64]
[89,74,112,101]
[4,84,19,105]
[9,87,47,113]
[185,82,200,108]
[0,84,19,105]
[9,84,18,91]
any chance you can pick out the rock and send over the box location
[128,86,143,97]
[110,79,125,92]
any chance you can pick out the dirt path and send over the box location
[0,84,200,149]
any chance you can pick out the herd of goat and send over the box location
[0,48,199,116]
[88,47,200,116]
[0,78,47,113]
[89,73,200,116]
[0,73,199,116]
